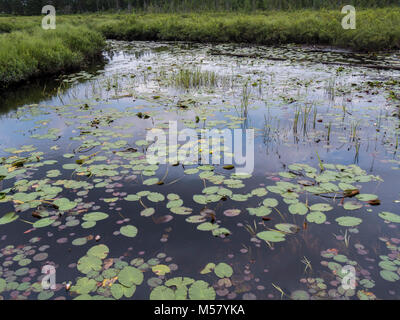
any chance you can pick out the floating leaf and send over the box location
[118,266,143,287]
[152,264,171,276]
[379,260,397,271]
[223,209,241,217]
[291,290,310,300]
[33,217,55,228]
[309,203,333,212]
[77,255,102,274]
[380,270,400,282]
[141,208,155,217]
[200,263,216,274]
[289,202,308,215]
[247,206,272,217]
[193,195,207,204]
[0,279,5,293]
[378,211,400,223]
[72,277,97,295]
[335,216,362,227]
[197,222,218,231]
[54,198,77,211]
[147,192,165,203]
[189,280,216,300]
[356,194,378,202]
[0,212,18,225]
[343,201,363,211]
[125,195,140,201]
[257,231,286,242]
[87,244,109,259]
[214,263,233,278]
[263,198,279,207]
[111,283,124,299]
[150,286,175,300]
[306,211,326,224]
[143,178,159,186]
[83,212,109,222]
[275,223,300,234]
[120,225,138,238]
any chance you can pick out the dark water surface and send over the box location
[0,41,399,300]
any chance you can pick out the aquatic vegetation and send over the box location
[0,40,400,300]
[171,68,219,90]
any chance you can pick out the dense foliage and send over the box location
[0,24,104,87]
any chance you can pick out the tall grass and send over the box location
[172,68,218,89]
[0,8,399,88]
[0,24,105,88]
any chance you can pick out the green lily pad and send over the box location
[263,198,279,207]
[356,194,378,202]
[379,211,400,223]
[111,283,124,299]
[275,223,300,234]
[214,263,233,278]
[83,212,109,222]
[118,266,143,287]
[87,244,109,259]
[309,203,333,212]
[291,290,310,300]
[200,263,216,274]
[188,280,216,300]
[152,264,171,276]
[141,208,155,217]
[335,216,362,227]
[150,285,175,300]
[197,222,218,231]
[120,225,138,238]
[289,202,308,215]
[343,201,363,211]
[256,231,286,242]
[0,212,18,225]
[306,211,326,224]
[33,217,55,228]
[380,270,400,282]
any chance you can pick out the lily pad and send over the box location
[188,280,216,300]
[214,263,233,278]
[335,216,362,227]
[120,225,138,238]
[378,211,400,223]
[306,211,327,224]
[256,231,286,242]
[118,266,144,287]
[289,202,308,215]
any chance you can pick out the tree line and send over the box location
[1,0,399,15]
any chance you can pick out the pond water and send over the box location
[0,41,399,300]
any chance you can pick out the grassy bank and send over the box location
[0,9,399,89]
[0,23,104,89]
[98,9,400,52]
